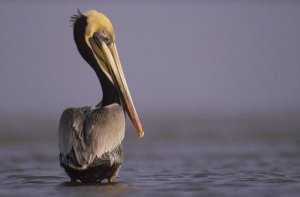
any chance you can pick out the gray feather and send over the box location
[58,103,125,169]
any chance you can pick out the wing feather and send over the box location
[85,103,125,158]
[58,104,125,169]
[58,108,85,156]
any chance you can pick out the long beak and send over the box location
[90,34,144,138]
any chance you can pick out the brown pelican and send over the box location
[58,10,144,183]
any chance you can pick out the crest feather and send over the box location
[70,9,83,24]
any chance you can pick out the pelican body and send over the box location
[58,10,144,183]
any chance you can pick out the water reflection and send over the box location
[0,115,300,197]
[57,182,131,197]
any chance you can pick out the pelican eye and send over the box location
[102,28,108,35]
[99,29,112,45]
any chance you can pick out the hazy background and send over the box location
[0,0,299,139]
[1,2,300,196]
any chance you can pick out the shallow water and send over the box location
[1,117,300,197]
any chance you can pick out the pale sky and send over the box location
[0,1,299,120]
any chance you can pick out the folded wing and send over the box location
[58,103,125,169]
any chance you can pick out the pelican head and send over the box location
[71,10,144,138]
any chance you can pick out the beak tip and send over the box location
[138,130,145,138]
